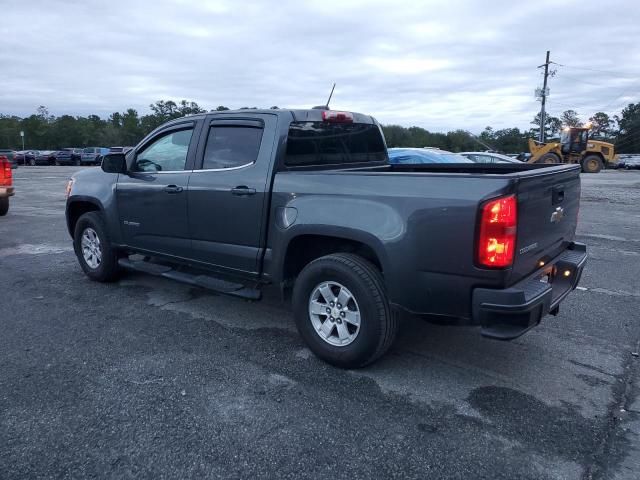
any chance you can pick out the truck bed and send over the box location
[269,162,581,320]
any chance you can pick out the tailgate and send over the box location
[510,165,581,284]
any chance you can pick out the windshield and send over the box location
[388,148,473,164]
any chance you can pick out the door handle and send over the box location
[231,186,256,196]
[164,185,183,194]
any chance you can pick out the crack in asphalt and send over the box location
[582,337,640,480]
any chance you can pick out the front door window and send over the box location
[134,129,193,172]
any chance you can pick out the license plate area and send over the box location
[538,269,553,284]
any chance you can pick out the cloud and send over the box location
[1,0,638,132]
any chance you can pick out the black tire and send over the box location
[29,158,36,166]
[582,155,603,173]
[537,153,561,164]
[74,158,80,166]
[55,160,60,166]
[0,197,8,216]
[73,211,121,282]
[292,253,398,368]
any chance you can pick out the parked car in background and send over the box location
[14,150,38,166]
[0,155,14,215]
[0,149,18,168]
[388,147,474,164]
[81,147,109,165]
[34,150,57,166]
[461,152,523,164]
[108,146,134,154]
[55,148,83,166]
[619,157,640,170]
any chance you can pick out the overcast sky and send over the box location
[1,0,639,132]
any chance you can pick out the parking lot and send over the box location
[1,166,639,479]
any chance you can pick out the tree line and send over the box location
[1,100,639,154]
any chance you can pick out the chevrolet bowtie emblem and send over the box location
[550,206,564,223]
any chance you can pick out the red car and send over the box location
[0,155,14,215]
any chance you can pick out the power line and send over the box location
[551,63,638,78]
[553,73,605,87]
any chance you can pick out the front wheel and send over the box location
[29,158,36,166]
[73,212,121,282]
[0,197,8,216]
[582,155,603,173]
[292,253,398,368]
[537,153,561,164]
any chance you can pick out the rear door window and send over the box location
[202,125,263,170]
[285,122,387,167]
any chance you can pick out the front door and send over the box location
[116,122,199,259]
[187,114,277,274]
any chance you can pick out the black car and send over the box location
[55,148,83,166]
[0,149,18,169]
[14,150,39,166]
[34,150,57,166]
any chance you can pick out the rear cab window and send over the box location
[284,121,387,168]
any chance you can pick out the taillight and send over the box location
[477,194,517,268]
[322,110,354,123]
[0,156,12,187]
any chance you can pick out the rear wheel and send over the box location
[0,197,9,216]
[537,153,561,164]
[29,158,36,166]
[73,211,121,282]
[582,155,603,173]
[292,253,398,368]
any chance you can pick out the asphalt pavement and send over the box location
[1,166,639,479]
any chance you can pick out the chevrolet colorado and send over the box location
[65,109,587,367]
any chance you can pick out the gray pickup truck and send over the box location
[65,108,587,367]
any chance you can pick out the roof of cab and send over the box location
[163,109,377,126]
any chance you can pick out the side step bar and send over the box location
[118,258,261,301]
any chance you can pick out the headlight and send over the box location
[65,178,75,199]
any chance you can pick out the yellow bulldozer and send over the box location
[528,126,618,173]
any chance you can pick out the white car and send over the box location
[460,152,523,164]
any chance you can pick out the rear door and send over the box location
[187,114,278,274]
[116,121,200,258]
[510,165,581,282]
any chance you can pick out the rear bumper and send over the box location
[472,242,587,340]
[0,186,15,197]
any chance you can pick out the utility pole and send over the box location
[538,50,551,143]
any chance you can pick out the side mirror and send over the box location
[101,153,127,173]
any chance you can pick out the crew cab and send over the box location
[65,109,587,367]
[0,155,14,216]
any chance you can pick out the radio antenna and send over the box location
[325,83,336,109]
[312,83,337,110]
